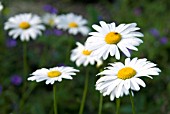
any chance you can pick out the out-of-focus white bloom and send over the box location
[0,2,3,12]
[4,13,45,41]
[86,21,143,60]
[28,66,79,85]
[42,13,59,27]
[96,58,161,101]
[57,13,89,36]
[70,42,103,67]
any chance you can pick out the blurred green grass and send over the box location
[0,0,170,114]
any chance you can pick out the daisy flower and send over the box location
[86,21,144,60]
[71,42,102,67]
[96,58,161,101]
[0,2,3,12]
[28,66,79,84]
[4,13,45,41]
[42,13,59,27]
[57,13,89,36]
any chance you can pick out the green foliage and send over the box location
[0,0,170,114]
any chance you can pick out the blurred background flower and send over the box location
[0,85,2,94]
[149,28,160,38]
[133,7,142,16]
[5,38,17,48]
[160,36,168,44]
[0,2,3,12]
[10,74,22,86]
[43,4,58,14]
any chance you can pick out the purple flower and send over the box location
[10,75,22,86]
[45,29,63,36]
[0,85,2,94]
[53,29,63,36]
[43,5,58,14]
[134,7,142,16]
[44,29,53,36]
[149,28,160,37]
[160,37,168,44]
[57,63,65,67]
[6,39,17,48]
[97,15,103,21]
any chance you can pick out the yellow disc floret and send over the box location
[48,70,61,78]
[19,22,30,29]
[48,19,55,26]
[82,49,92,56]
[117,67,136,80]
[68,22,78,28]
[105,32,121,44]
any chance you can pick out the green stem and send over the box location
[53,84,58,114]
[65,36,73,64]
[116,98,120,114]
[79,68,89,114]
[19,42,28,112]
[98,93,103,114]
[129,90,136,114]
[23,42,27,78]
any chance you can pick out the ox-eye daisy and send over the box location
[71,42,102,67]
[28,66,79,84]
[0,2,3,12]
[4,13,45,41]
[96,58,161,101]
[42,13,59,27]
[57,13,89,36]
[86,21,144,60]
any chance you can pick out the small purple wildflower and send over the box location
[53,29,63,36]
[149,28,160,37]
[43,5,58,14]
[160,37,168,44]
[97,15,103,21]
[57,63,65,67]
[0,85,2,94]
[6,38,17,48]
[10,75,22,86]
[45,29,63,36]
[134,7,142,16]
[44,29,53,36]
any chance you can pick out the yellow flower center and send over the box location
[19,21,30,29]
[49,19,55,26]
[47,70,61,78]
[105,32,121,44]
[117,67,136,80]
[82,49,92,56]
[68,22,78,28]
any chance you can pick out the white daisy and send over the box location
[4,13,45,41]
[28,66,79,85]
[57,13,89,36]
[96,57,161,101]
[71,42,102,67]
[86,21,144,60]
[42,13,59,27]
[0,2,3,12]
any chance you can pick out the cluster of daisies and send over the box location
[4,8,161,102]
[70,21,161,100]
[4,12,89,41]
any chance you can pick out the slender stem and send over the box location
[53,84,58,114]
[19,42,28,112]
[79,68,89,114]
[98,68,103,114]
[98,93,103,114]
[65,35,73,64]
[116,98,120,114]
[129,90,136,114]
[23,42,27,79]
